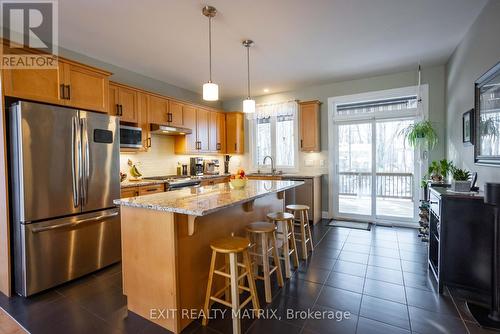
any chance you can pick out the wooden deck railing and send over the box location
[339,172,413,200]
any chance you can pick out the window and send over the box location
[250,101,298,170]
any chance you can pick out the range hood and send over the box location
[150,124,192,136]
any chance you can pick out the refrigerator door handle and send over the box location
[31,211,119,233]
[81,118,90,206]
[71,117,80,208]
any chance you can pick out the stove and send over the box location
[142,175,201,190]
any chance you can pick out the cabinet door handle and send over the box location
[60,84,66,99]
[301,139,303,148]
[167,112,172,123]
[66,85,71,100]
[116,104,120,116]
[216,143,221,150]
[147,137,151,148]
[234,143,237,151]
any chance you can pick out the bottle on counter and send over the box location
[176,162,182,176]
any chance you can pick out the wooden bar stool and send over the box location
[286,204,314,260]
[245,222,284,303]
[266,212,299,278]
[203,236,260,334]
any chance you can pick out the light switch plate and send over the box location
[304,159,314,167]
[320,160,326,167]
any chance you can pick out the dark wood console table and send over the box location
[428,186,493,295]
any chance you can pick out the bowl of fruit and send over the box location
[230,169,248,189]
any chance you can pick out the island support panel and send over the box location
[120,192,285,333]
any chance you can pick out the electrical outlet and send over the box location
[320,160,326,167]
[304,159,314,167]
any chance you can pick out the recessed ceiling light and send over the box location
[263,88,269,93]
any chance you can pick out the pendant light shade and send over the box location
[203,82,219,101]
[243,98,255,114]
[242,39,255,113]
[202,6,218,101]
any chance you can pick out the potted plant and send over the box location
[427,159,453,183]
[399,120,438,149]
[450,166,471,192]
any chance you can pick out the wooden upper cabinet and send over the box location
[217,112,226,153]
[61,60,109,113]
[3,59,111,113]
[208,111,218,152]
[226,112,245,154]
[148,95,169,125]
[299,100,321,152]
[168,101,184,126]
[117,86,138,123]
[109,83,139,123]
[2,67,64,104]
[175,105,197,153]
[197,109,210,151]
[137,92,151,150]
[209,112,226,152]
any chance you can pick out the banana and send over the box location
[129,165,142,178]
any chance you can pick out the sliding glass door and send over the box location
[337,121,373,217]
[334,118,417,223]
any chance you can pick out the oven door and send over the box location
[120,125,142,149]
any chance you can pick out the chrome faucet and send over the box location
[263,155,276,175]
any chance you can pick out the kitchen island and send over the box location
[113,180,303,333]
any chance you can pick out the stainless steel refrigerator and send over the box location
[9,101,121,297]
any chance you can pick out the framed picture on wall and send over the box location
[463,109,474,145]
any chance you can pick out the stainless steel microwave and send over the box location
[120,125,142,149]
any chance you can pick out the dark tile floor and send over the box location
[0,220,497,333]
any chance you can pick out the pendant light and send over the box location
[202,6,218,101]
[242,39,255,113]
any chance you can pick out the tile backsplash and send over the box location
[119,135,243,178]
[120,135,327,179]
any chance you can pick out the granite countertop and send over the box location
[120,174,231,188]
[114,180,303,216]
[247,172,325,178]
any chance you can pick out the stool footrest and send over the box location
[210,296,233,308]
[240,296,253,310]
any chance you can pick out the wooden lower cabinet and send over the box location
[120,184,166,198]
[138,184,165,195]
[246,175,282,180]
[120,187,139,198]
[200,176,229,186]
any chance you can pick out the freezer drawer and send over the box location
[14,208,121,296]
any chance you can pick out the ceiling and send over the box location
[57,0,488,100]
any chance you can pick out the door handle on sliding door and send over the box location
[71,117,80,208]
[81,118,90,206]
